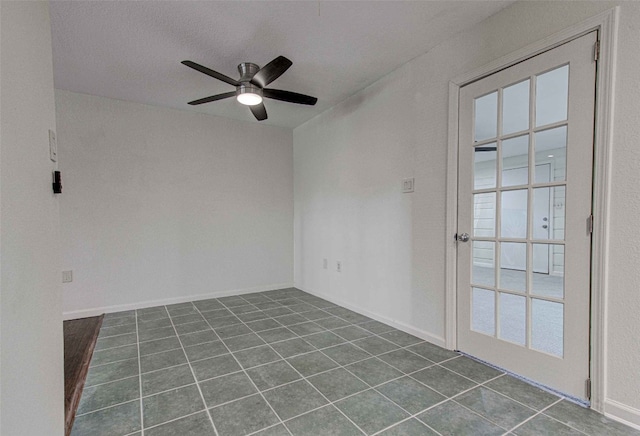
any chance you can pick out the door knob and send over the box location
[457,233,470,242]
[542,225,548,229]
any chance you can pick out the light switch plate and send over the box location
[402,178,414,193]
[49,130,57,162]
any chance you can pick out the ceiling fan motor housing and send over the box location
[238,62,260,82]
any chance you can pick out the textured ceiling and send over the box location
[50,1,511,129]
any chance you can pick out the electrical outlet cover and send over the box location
[402,178,414,193]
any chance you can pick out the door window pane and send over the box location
[536,65,569,127]
[533,186,565,240]
[532,244,564,299]
[472,288,495,336]
[499,293,526,346]
[474,144,497,189]
[502,79,530,134]
[535,126,567,182]
[501,135,529,187]
[475,92,498,142]
[472,241,495,287]
[532,299,564,357]
[500,242,526,292]
[532,186,550,240]
[551,186,566,240]
[501,190,528,239]
[474,192,496,237]
[532,243,549,275]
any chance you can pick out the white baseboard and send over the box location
[63,282,294,320]
[296,285,446,349]
[604,399,640,430]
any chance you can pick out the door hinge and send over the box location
[594,40,600,61]
[587,214,594,234]
[586,378,592,399]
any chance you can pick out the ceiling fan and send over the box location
[181,56,317,121]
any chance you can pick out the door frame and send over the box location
[444,8,618,412]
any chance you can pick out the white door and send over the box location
[458,32,597,399]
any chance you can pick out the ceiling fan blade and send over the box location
[187,91,236,105]
[182,60,239,86]
[475,146,497,152]
[250,56,292,88]
[263,88,317,106]
[249,103,268,121]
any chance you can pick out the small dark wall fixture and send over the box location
[53,171,62,194]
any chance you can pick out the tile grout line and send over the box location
[298,311,486,434]
[372,414,443,436]
[93,320,385,386]
[164,305,221,436]
[280,297,456,435]
[74,399,139,419]
[89,354,144,370]
[230,292,441,435]
[253,293,529,435]
[190,303,295,436]
[505,397,592,436]
[307,345,443,434]
[95,290,576,436]
[138,409,209,434]
[222,295,369,436]
[539,409,595,436]
[97,296,433,428]
[84,348,481,421]
[502,397,564,435]
[96,330,138,341]
[449,383,525,433]
[77,342,539,431]
[134,310,145,436]
[368,370,510,436]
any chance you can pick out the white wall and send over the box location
[57,91,293,317]
[0,2,64,435]
[293,0,640,424]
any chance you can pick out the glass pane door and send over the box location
[457,31,597,399]
[470,64,569,357]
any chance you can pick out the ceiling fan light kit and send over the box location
[236,84,263,106]
[182,56,317,121]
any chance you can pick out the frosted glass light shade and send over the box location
[237,92,263,106]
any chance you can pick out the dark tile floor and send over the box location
[72,288,639,436]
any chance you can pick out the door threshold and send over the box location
[457,351,591,408]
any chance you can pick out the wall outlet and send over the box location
[62,270,73,283]
[402,177,415,193]
[336,261,342,272]
[323,258,328,269]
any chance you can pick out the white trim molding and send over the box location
[445,7,618,414]
[298,286,446,348]
[604,400,640,430]
[445,81,460,351]
[63,282,294,320]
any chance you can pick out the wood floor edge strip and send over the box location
[64,314,105,436]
